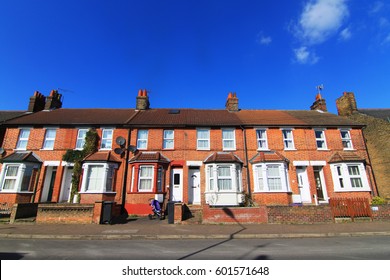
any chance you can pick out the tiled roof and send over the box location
[1,152,42,163]
[5,109,138,126]
[129,152,170,163]
[328,151,365,163]
[249,151,289,163]
[203,152,243,164]
[83,151,121,163]
[3,107,363,128]
[0,111,27,123]
[359,109,390,121]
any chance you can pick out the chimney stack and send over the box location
[136,89,150,110]
[225,92,239,112]
[44,90,63,110]
[27,91,46,112]
[310,93,327,112]
[336,92,358,116]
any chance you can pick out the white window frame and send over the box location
[80,163,117,193]
[314,129,328,150]
[75,128,88,150]
[163,130,174,149]
[197,128,210,150]
[138,165,154,192]
[205,163,242,193]
[100,128,113,150]
[256,128,268,150]
[16,128,30,150]
[0,163,36,193]
[222,128,236,151]
[331,162,370,192]
[282,128,295,150]
[253,163,290,193]
[137,130,148,150]
[340,129,353,150]
[42,128,57,150]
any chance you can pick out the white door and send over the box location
[297,167,312,203]
[171,168,183,202]
[188,168,201,205]
[59,167,73,202]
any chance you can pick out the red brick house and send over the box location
[0,90,377,216]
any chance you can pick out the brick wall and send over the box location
[36,204,94,224]
[202,205,268,224]
[371,204,390,221]
[267,205,333,224]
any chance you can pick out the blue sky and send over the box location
[1,0,389,113]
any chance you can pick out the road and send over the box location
[1,236,389,260]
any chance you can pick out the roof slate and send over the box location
[359,109,390,121]
[83,151,121,162]
[1,152,42,163]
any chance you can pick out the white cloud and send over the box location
[370,1,384,14]
[382,33,390,45]
[295,0,349,45]
[256,32,272,45]
[339,27,352,40]
[294,46,319,64]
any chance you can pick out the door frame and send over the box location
[170,168,183,202]
[188,167,201,205]
[296,166,312,203]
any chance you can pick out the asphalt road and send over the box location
[1,236,390,260]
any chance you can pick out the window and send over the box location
[163,130,174,149]
[253,163,290,192]
[282,129,295,150]
[331,163,370,192]
[256,129,268,150]
[76,129,88,150]
[315,129,327,149]
[340,129,353,149]
[16,129,30,150]
[0,163,35,192]
[222,128,236,150]
[197,128,210,150]
[137,130,148,149]
[101,129,113,150]
[80,163,117,193]
[42,129,56,150]
[206,164,241,192]
[138,166,153,191]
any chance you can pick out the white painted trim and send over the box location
[187,161,203,167]
[44,161,61,166]
[310,161,326,166]
[293,161,310,166]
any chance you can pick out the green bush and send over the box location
[371,196,387,205]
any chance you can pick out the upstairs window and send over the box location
[256,129,268,150]
[340,129,353,149]
[16,129,30,150]
[137,130,148,149]
[282,129,295,150]
[315,129,327,150]
[42,129,56,150]
[101,129,113,150]
[76,129,88,150]
[222,128,236,150]
[163,130,174,149]
[197,128,210,150]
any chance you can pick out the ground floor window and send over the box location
[331,162,370,192]
[0,163,36,192]
[206,163,242,192]
[130,164,166,193]
[80,163,117,193]
[252,163,290,192]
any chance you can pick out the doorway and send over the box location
[41,166,57,202]
[188,167,201,205]
[296,166,312,203]
[59,166,73,202]
[170,168,183,202]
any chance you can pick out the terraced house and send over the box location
[0,89,377,220]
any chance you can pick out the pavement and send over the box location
[1,217,390,240]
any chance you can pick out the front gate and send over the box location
[329,198,372,221]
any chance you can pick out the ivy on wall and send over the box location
[62,129,99,202]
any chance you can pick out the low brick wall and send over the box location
[36,204,94,224]
[9,203,39,223]
[371,204,390,221]
[202,205,268,224]
[268,205,333,224]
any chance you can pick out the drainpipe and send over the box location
[121,128,131,214]
[240,126,252,204]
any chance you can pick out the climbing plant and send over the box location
[62,129,99,203]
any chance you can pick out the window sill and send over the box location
[284,148,297,151]
[317,148,330,151]
[343,148,355,151]
[40,148,54,151]
[0,191,33,194]
[334,188,371,192]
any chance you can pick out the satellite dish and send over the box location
[128,145,137,153]
[115,136,126,146]
[114,148,124,155]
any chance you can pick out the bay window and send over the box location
[253,163,290,192]
[331,162,370,192]
[0,163,36,192]
[80,163,117,193]
[138,165,154,191]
